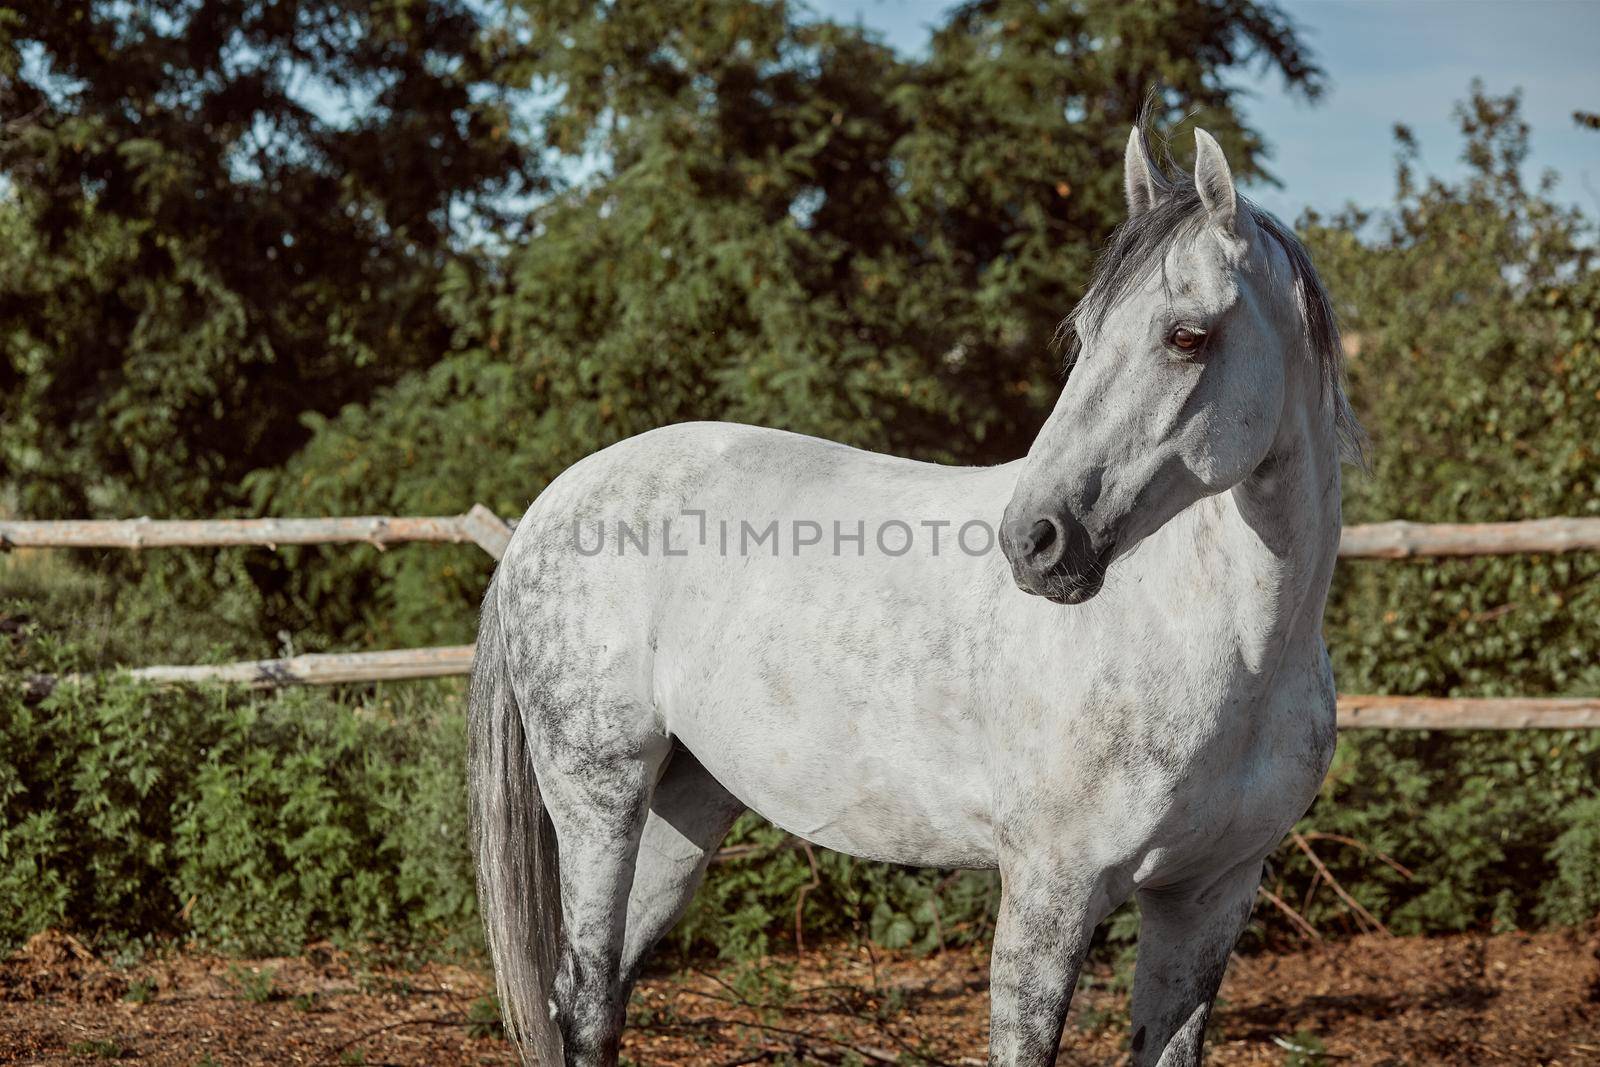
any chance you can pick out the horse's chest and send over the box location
[1125,730,1326,884]
[1004,661,1334,882]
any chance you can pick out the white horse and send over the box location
[469,127,1363,1067]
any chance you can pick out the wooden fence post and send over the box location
[460,504,515,560]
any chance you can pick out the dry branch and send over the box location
[1297,831,1416,880]
[1257,886,1323,941]
[643,1015,911,1065]
[795,841,823,954]
[1338,516,1600,558]
[1290,832,1391,937]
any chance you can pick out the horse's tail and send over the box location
[468,576,564,1066]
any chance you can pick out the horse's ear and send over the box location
[1123,126,1164,218]
[1192,128,1237,232]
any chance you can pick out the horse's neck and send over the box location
[1126,401,1341,676]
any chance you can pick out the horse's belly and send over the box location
[665,693,998,869]
[650,531,1008,869]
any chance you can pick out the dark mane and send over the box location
[1058,162,1366,466]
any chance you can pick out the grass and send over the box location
[228,965,279,1004]
[465,996,504,1040]
[123,976,158,1004]
[65,1038,129,1059]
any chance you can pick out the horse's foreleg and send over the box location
[1129,859,1263,1067]
[986,863,1100,1066]
[617,747,746,986]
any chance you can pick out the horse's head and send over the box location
[1001,127,1354,605]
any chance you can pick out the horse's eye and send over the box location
[1168,325,1206,354]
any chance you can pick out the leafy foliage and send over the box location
[0,0,536,518]
[0,587,478,954]
[669,818,1001,963]
[1283,729,1600,937]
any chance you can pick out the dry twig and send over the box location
[316,1015,466,1065]
[1291,832,1392,937]
[1297,831,1415,880]
[795,841,823,953]
[1258,886,1323,941]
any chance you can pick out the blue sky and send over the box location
[808,0,1600,223]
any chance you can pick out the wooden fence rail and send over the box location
[22,646,1600,729]
[3,511,1599,560]
[1337,695,1600,730]
[0,505,515,559]
[1337,517,1600,558]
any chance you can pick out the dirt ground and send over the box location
[3,924,1598,1066]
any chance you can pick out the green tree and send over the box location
[0,0,537,517]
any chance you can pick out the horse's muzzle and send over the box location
[999,513,1112,604]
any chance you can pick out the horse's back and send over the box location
[540,420,946,500]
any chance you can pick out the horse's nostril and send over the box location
[1026,518,1057,558]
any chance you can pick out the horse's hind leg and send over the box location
[618,747,746,985]
[533,704,670,1067]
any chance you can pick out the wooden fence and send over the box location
[8,508,1599,729]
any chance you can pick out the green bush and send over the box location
[1313,89,1599,709]
[1283,731,1600,936]
[1275,87,1600,938]
[253,0,1326,652]
[0,592,478,955]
